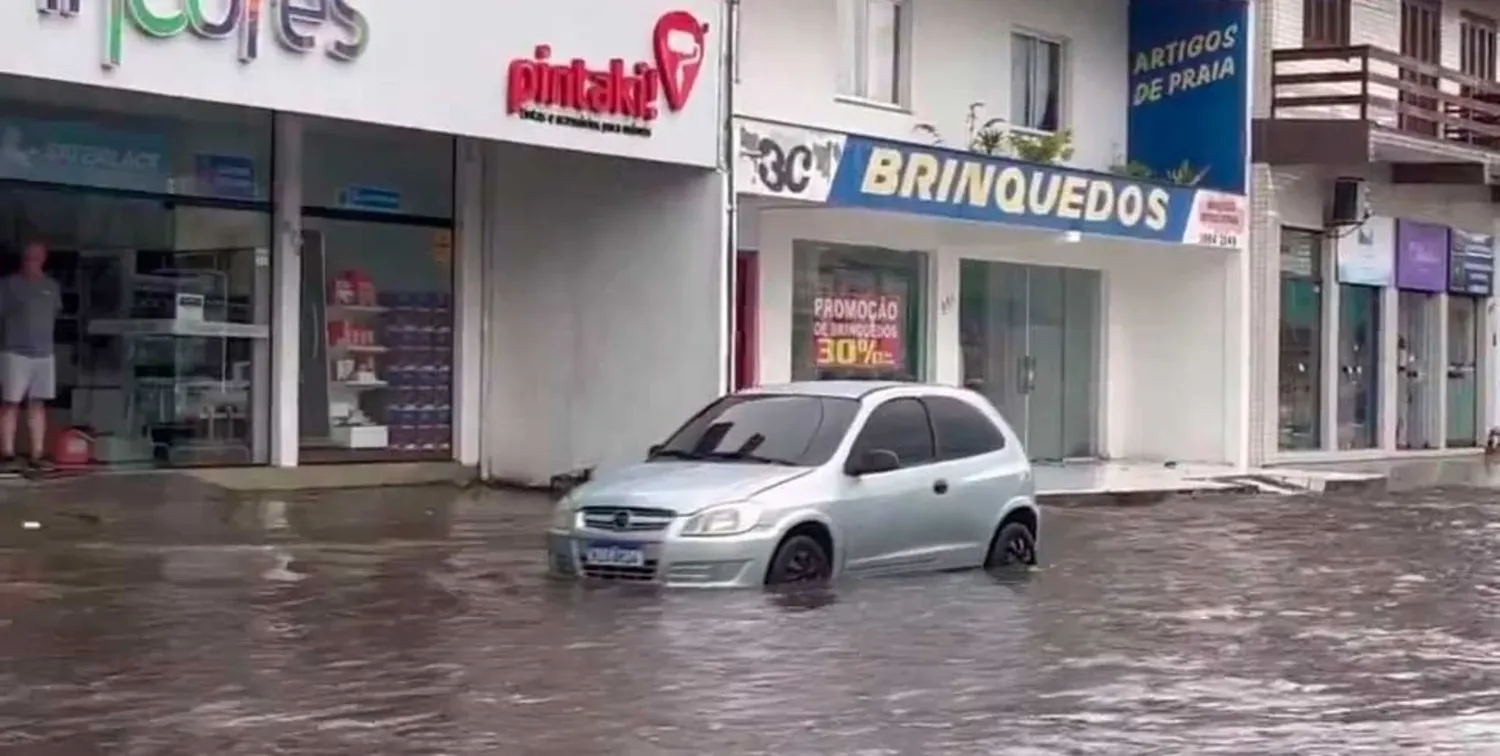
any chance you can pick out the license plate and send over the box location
[584,542,645,568]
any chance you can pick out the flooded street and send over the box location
[3,479,1500,754]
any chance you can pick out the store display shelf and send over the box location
[332,425,389,449]
[88,319,269,339]
[328,303,388,313]
[334,379,389,389]
[330,343,388,353]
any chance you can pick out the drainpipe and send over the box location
[721,0,740,396]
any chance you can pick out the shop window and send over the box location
[1278,228,1324,450]
[1303,0,1351,48]
[836,0,909,105]
[0,189,271,468]
[298,121,455,464]
[1010,32,1064,132]
[0,83,273,469]
[791,241,927,382]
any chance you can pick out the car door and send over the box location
[833,396,942,574]
[922,393,1027,566]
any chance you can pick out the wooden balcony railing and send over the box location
[1270,45,1500,151]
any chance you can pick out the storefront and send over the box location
[2,0,727,484]
[1265,168,1497,461]
[734,118,1251,465]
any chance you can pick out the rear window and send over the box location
[924,395,1005,460]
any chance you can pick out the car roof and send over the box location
[740,380,957,400]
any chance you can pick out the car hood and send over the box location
[570,462,812,515]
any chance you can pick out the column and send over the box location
[452,137,484,467]
[931,248,960,385]
[1434,292,1450,448]
[1319,235,1340,451]
[270,113,303,467]
[1379,285,1400,450]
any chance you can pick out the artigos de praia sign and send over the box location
[36,0,369,67]
[506,11,709,138]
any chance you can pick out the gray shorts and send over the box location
[0,353,55,403]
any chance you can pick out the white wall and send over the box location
[480,144,727,485]
[735,0,1127,172]
[750,207,1244,464]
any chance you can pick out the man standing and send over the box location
[0,241,61,471]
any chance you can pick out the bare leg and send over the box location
[25,400,45,462]
[0,403,16,459]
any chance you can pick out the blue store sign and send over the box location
[0,117,168,193]
[822,136,1245,248]
[1449,229,1494,297]
[1127,0,1250,193]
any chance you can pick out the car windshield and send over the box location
[653,394,859,467]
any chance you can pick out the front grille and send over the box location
[581,559,659,581]
[579,507,675,533]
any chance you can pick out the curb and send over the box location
[1038,483,1262,508]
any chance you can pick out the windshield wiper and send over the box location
[650,448,708,461]
[702,450,798,466]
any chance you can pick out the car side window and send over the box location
[850,397,935,468]
[924,395,1005,461]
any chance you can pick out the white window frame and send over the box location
[1009,30,1067,133]
[836,0,911,108]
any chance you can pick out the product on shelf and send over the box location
[329,270,378,307]
[377,289,454,452]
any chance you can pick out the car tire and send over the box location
[765,534,832,586]
[984,521,1037,570]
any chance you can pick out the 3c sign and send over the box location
[754,139,814,194]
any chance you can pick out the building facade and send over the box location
[3,0,729,485]
[1253,0,1500,464]
[732,0,1254,465]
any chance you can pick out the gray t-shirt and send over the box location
[0,273,62,357]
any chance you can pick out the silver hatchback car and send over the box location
[546,381,1039,588]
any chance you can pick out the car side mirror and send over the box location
[647,443,663,458]
[845,448,900,476]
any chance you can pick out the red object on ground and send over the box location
[50,427,93,468]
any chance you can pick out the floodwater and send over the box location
[3,475,1500,754]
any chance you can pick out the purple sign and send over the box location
[1395,220,1449,292]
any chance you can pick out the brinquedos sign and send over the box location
[506,10,709,138]
[36,0,369,67]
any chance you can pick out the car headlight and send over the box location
[680,503,758,537]
[549,497,576,531]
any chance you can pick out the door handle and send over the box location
[933,479,948,494]
[1017,355,1036,393]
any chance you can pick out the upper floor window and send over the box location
[1461,12,1497,80]
[837,0,908,105]
[1010,32,1063,132]
[1303,0,1351,48]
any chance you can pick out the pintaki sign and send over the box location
[506,10,710,138]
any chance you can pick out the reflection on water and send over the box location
[1,482,1499,753]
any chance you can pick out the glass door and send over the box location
[1447,296,1482,446]
[960,261,1028,436]
[1337,284,1381,449]
[1397,291,1437,449]
[959,261,1100,460]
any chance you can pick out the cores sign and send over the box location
[506,11,710,138]
[37,0,369,67]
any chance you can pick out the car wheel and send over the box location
[984,521,1037,570]
[765,534,832,586]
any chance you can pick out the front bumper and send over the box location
[547,528,782,588]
